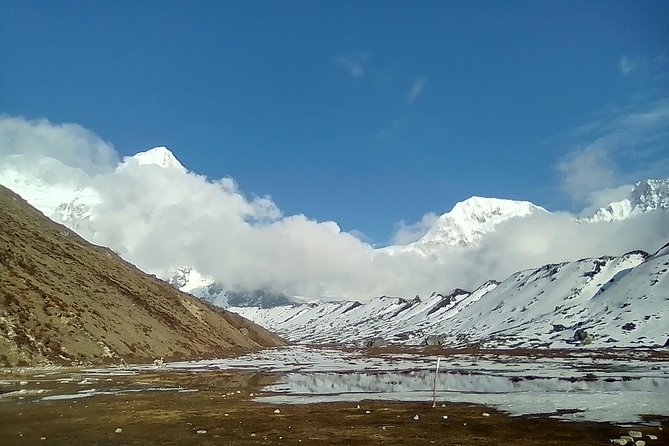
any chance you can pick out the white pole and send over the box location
[432,357,441,407]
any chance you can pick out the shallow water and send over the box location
[269,370,667,395]
[259,369,669,423]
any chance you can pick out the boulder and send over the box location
[574,328,588,341]
[423,335,445,346]
[365,337,387,348]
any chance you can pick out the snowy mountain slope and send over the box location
[415,197,544,247]
[230,281,499,345]
[583,179,669,222]
[435,251,652,348]
[583,242,669,342]
[382,197,546,255]
[232,247,669,348]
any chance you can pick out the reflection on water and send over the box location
[262,370,669,423]
[269,370,667,395]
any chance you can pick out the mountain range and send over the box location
[231,245,669,348]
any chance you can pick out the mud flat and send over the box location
[1,346,667,445]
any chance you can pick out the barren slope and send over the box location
[0,186,284,367]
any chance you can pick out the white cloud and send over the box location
[557,145,617,205]
[620,55,637,75]
[406,77,427,103]
[1,116,668,302]
[471,210,669,282]
[0,115,118,175]
[391,212,438,244]
[335,53,369,78]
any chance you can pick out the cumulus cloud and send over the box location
[391,212,439,244]
[468,209,669,284]
[1,116,668,301]
[383,207,669,295]
[557,145,618,205]
[335,53,369,78]
[406,77,427,103]
[0,115,118,175]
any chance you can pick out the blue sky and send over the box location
[2,0,668,244]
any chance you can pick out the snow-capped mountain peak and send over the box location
[444,196,542,226]
[411,196,545,251]
[123,146,188,173]
[585,179,669,222]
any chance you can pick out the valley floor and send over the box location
[1,346,667,445]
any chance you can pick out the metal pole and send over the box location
[432,357,440,407]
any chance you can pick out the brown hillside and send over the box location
[0,186,284,367]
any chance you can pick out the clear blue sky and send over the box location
[2,0,668,244]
